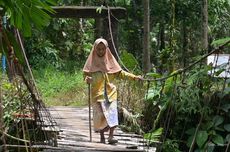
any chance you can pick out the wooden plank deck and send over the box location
[43,106,156,152]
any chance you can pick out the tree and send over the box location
[202,0,208,51]
[143,0,151,73]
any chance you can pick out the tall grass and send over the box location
[33,66,88,106]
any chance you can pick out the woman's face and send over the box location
[96,42,106,57]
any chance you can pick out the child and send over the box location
[83,38,142,144]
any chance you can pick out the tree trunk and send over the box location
[95,18,103,39]
[143,0,151,73]
[159,22,165,51]
[182,19,188,68]
[158,22,165,73]
[202,0,208,51]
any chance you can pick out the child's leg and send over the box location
[100,126,109,143]
[108,126,118,144]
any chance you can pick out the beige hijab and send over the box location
[83,38,122,73]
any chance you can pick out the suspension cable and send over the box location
[107,6,130,72]
[16,29,41,99]
[144,40,230,82]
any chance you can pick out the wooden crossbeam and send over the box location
[51,6,126,19]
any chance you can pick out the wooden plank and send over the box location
[51,6,126,19]
[47,106,156,152]
[0,6,126,19]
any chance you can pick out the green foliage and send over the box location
[25,37,61,68]
[146,72,162,79]
[144,127,163,143]
[176,66,228,151]
[211,37,230,48]
[96,5,103,13]
[176,66,214,115]
[209,0,230,39]
[118,0,143,63]
[33,65,87,106]
[34,65,82,97]
[25,18,94,70]
[120,50,141,72]
[144,62,229,151]
[145,88,161,103]
[1,0,56,37]
[1,76,31,127]
[162,139,182,152]
[114,0,131,6]
[2,80,20,126]
[197,130,208,148]
[57,0,82,5]
[0,0,56,67]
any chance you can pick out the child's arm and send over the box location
[117,70,142,81]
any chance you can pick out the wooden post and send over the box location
[95,15,119,61]
[95,17,103,39]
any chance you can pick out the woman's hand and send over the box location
[85,76,93,84]
[135,75,144,81]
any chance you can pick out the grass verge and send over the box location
[33,66,88,107]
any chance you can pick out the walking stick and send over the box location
[88,83,92,142]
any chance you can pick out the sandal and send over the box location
[108,137,118,144]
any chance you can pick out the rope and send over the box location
[16,29,41,99]
[217,55,230,114]
[189,115,203,152]
[145,80,150,100]
[16,30,58,134]
[144,40,230,82]
[107,7,137,146]
[107,6,130,72]
[0,130,30,143]
[159,75,177,152]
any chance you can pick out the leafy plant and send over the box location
[1,77,31,126]
[144,127,163,143]
[26,38,61,68]
[162,139,182,152]
[186,115,226,151]
[120,50,141,73]
[0,0,56,68]
[143,59,229,151]
[1,0,56,37]
[211,37,230,47]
